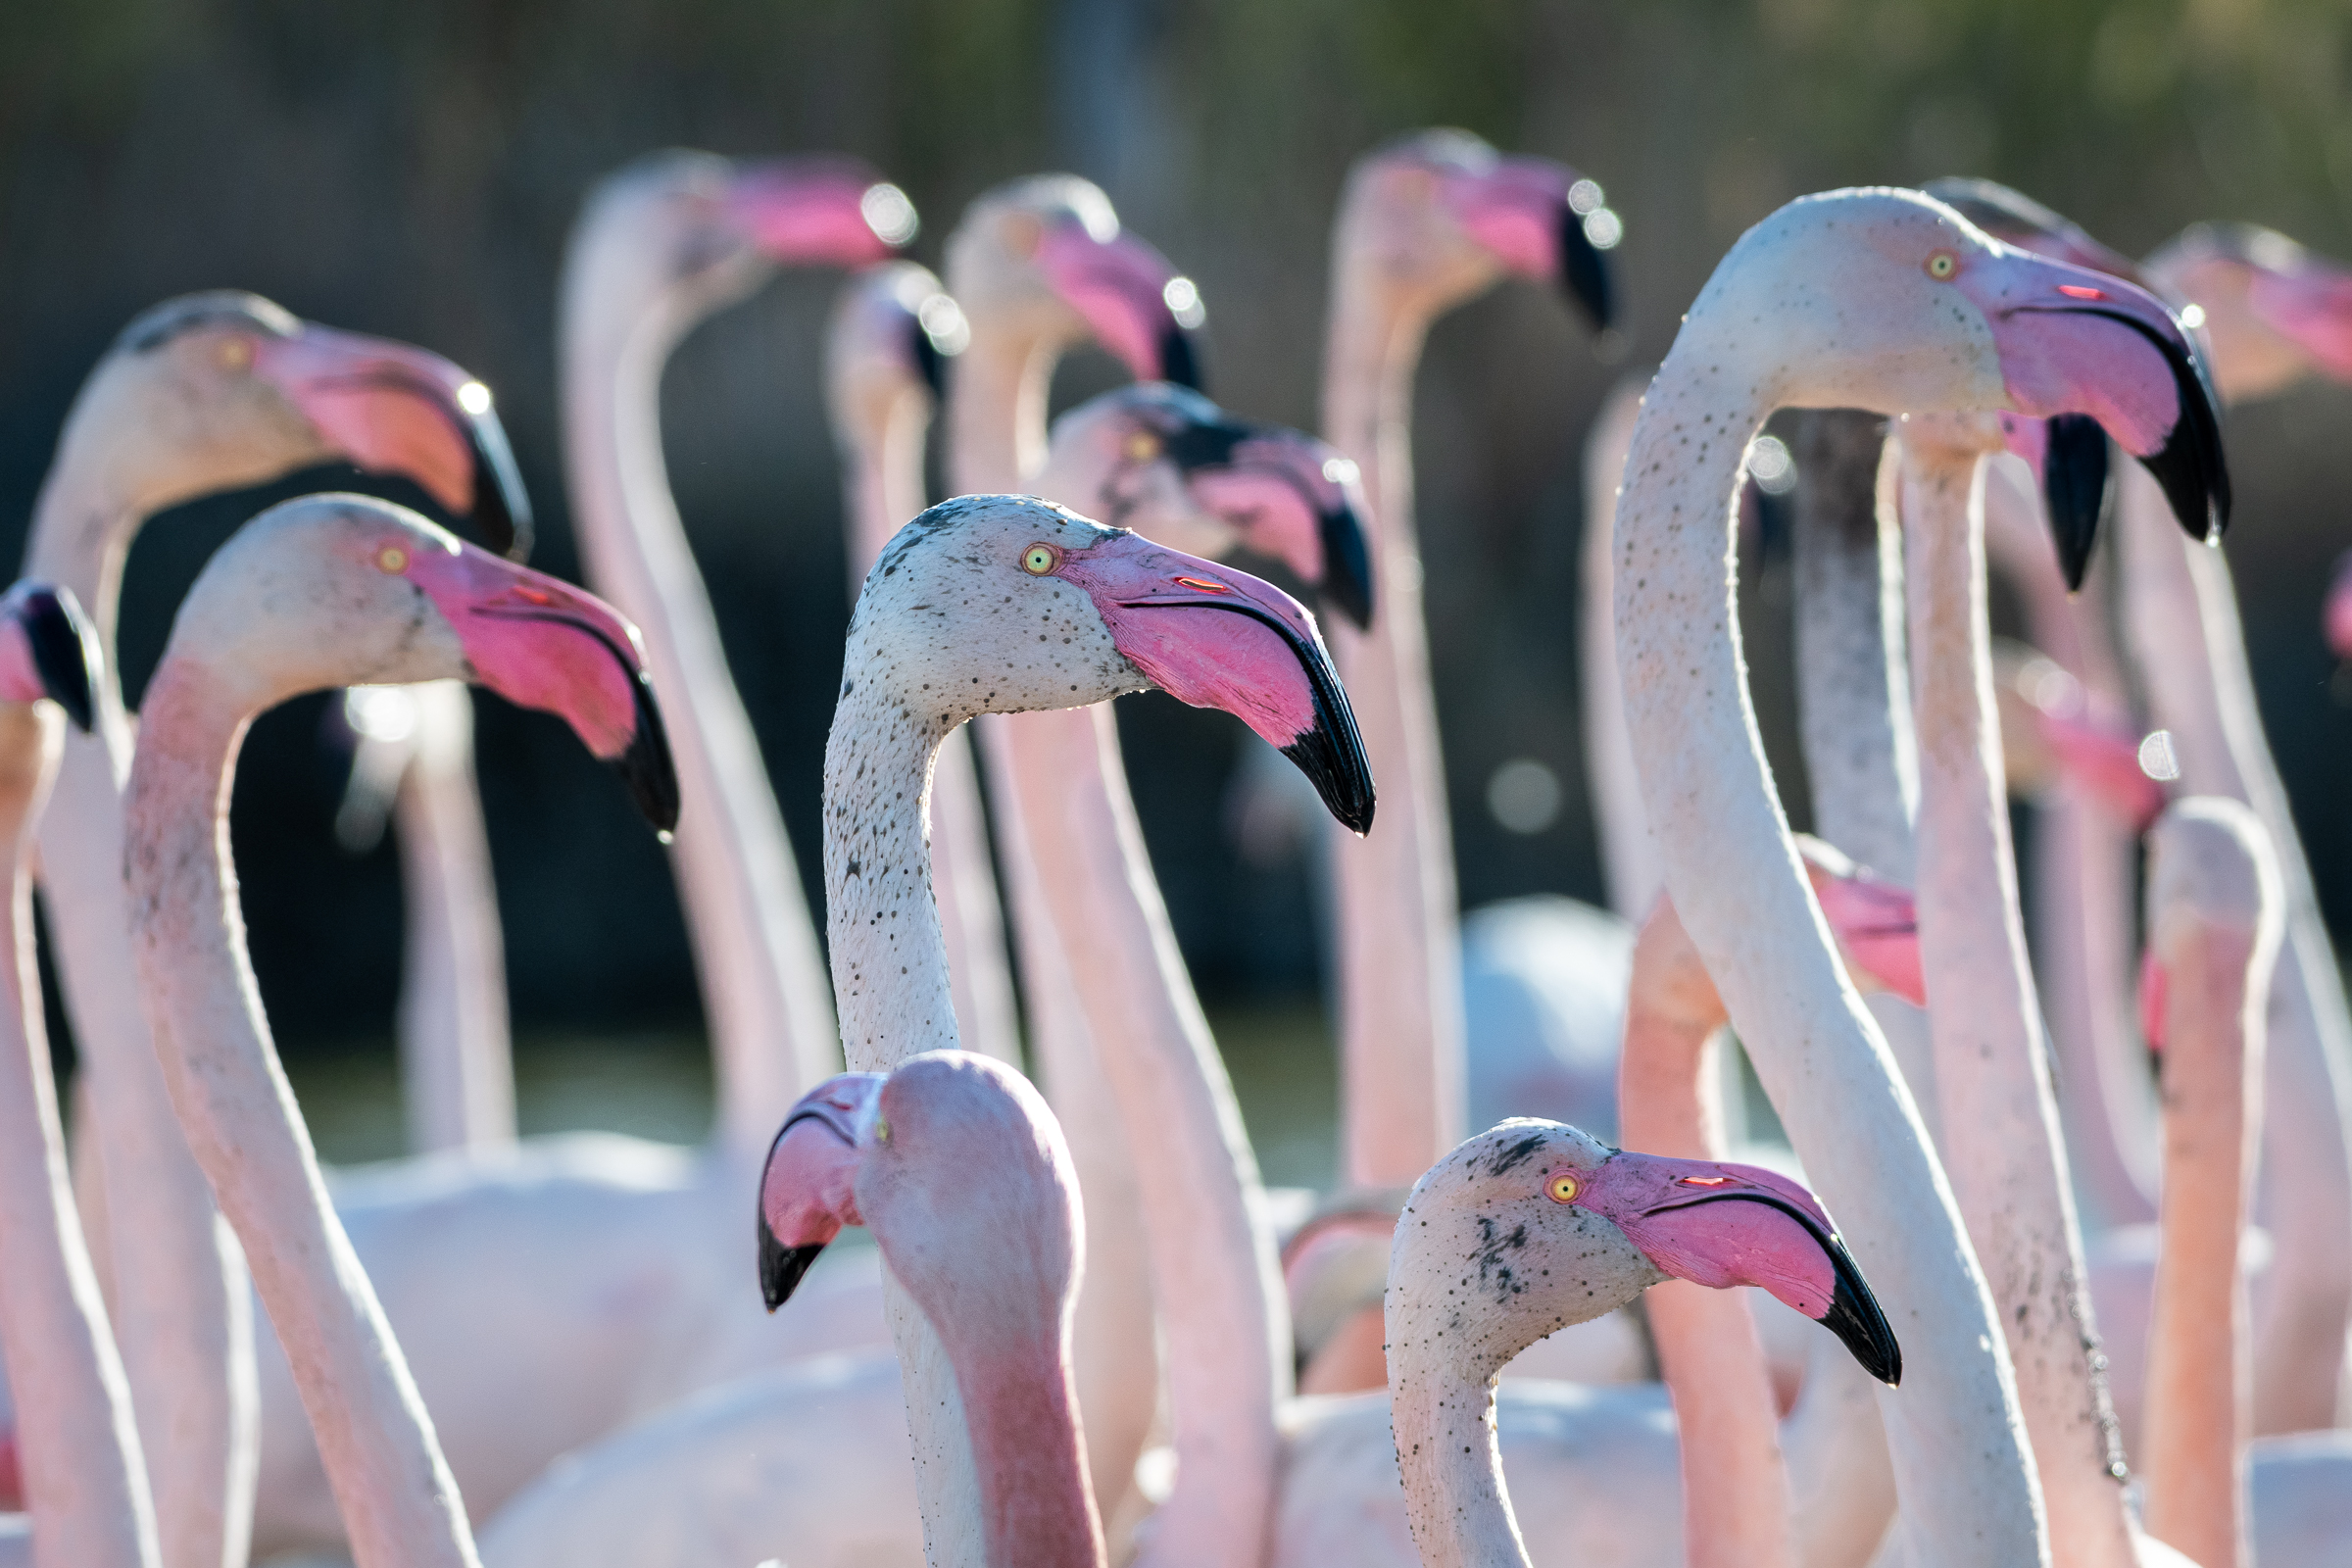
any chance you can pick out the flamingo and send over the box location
[0,583,157,1568]
[473,396,1375,1566]
[326,678,515,1154]
[1298,128,1621,1394]
[1610,186,2228,1564]
[119,494,673,1568]
[1386,1118,1900,1568]
[16,290,527,1568]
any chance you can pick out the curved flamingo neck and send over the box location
[948,320,1057,493]
[560,219,839,1154]
[1615,901,1793,1568]
[940,1316,1102,1568]
[1317,204,1466,1189]
[1897,422,2134,1568]
[1386,1299,1530,1568]
[124,658,476,1568]
[1001,703,1286,1568]
[1615,332,2047,1564]
[0,702,159,1568]
[842,386,935,585]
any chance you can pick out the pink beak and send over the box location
[726,159,908,267]
[757,1073,885,1309]
[2327,551,2352,660]
[1439,154,1615,330]
[1054,531,1375,834]
[1035,220,1204,390]
[400,541,676,833]
[2247,249,2352,382]
[1574,1149,1902,1384]
[0,582,98,731]
[1801,854,1927,1007]
[2038,707,2167,829]
[252,325,531,559]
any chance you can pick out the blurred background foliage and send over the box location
[4,0,2351,1108]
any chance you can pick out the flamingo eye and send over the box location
[375,546,409,574]
[1926,250,1958,280]
[217,336,254,371]
[1123,431,1160,463]
[1022,545,1059,575]
[1545,1172,1581,1204]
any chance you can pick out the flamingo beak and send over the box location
[0,583,99,732]
[1575,1150,1903,1385]
[1556,200,1615,331]
[1155,401,1377,630]
[1799,844,1927,1007]
[2139,951,2170,1058]
[725,161,911,266]
[403,544,679,835]
[2009,412,2116,593]
[1056,533,1375,834]
[1036,220,1208,391]
[2326,551,2352,661]
[758,1073,885,1310]
[254,325,535,561]
[1972,255,2230,546]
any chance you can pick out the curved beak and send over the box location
[0,583,99,731]
[1157,404,1377,629]
[2037,707,2167,831]
[254,324,536,561]
[758,1073,885,1310]
[1440,155,1617,331]
[1058,532,1375,834]
[1578,1149,1903,1385]
[726,159,911,265]
[1797,836,1926,1007]
[1036,220,1208,391]
[404,543,679,835]
[2243,237,2352,381]
[1966,252,2230,545]
[1999,411,2114,593]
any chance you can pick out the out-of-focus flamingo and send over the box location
[477,492,1369,1567]
[823,264,1018,1070]
[1319,128,1616,1189]
[21,291,527,1568]
[123,495,675,1568]
[1387,1119,1899,1568]
[942,172,1209,1520]
[1581,371,1661,920]
[1615,187,2227,1563]
[0,584,156,1568]
[2119,221,2352,1437]
[328,678,515,1154]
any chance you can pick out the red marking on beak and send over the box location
[2057,283,2108,300]
[1679,1175,1731,1187]
[1172,575,1231,593]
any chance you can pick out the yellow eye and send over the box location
[217,337,254,371]
[1123,431,1160,463]
[375,546,409,574]
[1545,1172,1581,1204]
[1022,545,1058,575]
[1926,250,1958,280]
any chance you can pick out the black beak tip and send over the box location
[465,409,536,564]
[1819,1240,1903,1387]
[1157,321,1206,394]
[1557,202,1615,334]
[22,586,97,733]
[612,675,682,836]
[905,315,946,401]
[758,1217,826,1313]
[1281,724,1376,838]
[1317,507,1377,631]
[2042,414,2114,594]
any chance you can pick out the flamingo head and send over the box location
[1793,834,1926,1006]
[1720,190,2228,562]
[757,1071,884,1308]
[157,495,676,834]
[853,494,1374,833]
[826,261,968,434]
[90,292,532,560]
[1343,128,1617,331]
[0,583,99,732]
[1039,382,1375,628]
[2146,222,2352,403]
[1393,1119,1901,1385]
[948,174,1205,389]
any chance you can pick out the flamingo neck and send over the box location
[843,386,935,587]
[948,320,1056,494]
[1001,703,1288,1568]
[2141,922,2265,1568]
[936,1314,1103,1568]
[1613,337,2048,1562]
[0,702,159,1568]
[560,222,839,1152]
[1386,1308,1530,1568]
[123,659,477,1568]
[24,444,137,760]
[1318,261,1426,539]
[1615,907,1795,1568]
[1898,424,2134,1568]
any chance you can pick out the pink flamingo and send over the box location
[0,584,159,1568]
[1319,128,1616,1190]
[1613,187,2224,1562]
[122,494,674,1568]
[18,291,527,1568]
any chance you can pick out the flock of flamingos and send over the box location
[4,123,2352,1568]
